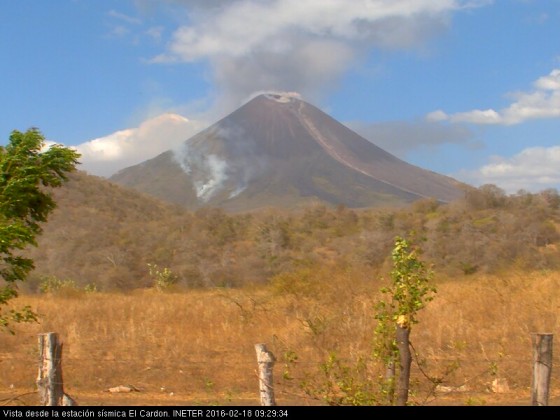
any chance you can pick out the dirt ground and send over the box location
[2,388,560,407]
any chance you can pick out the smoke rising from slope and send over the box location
[172,122,270,200]
[173,140,231,201]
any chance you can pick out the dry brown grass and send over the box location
[1,268,559,406]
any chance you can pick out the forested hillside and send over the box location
[24,172,560,292]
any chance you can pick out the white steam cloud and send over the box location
[152,0,490,112]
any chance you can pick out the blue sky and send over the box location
[1,0,559,193]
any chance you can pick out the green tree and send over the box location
[147,263,178,291]
[374,236,437,405]
[0,128,80,333]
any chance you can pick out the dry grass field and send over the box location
[1,267,559,406]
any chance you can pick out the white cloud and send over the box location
[109,25,130,38]
[75,113,206,177]
[535,69,560,90]
[156,0,487,63]
[425,110,449,122]
[146,26,165,42]
[431,68,560,125]
[156,0,450,61]
[150,0,489,111]
[108,10,142,25]
[455,146,560,193]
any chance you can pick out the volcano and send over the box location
[109,93,465,211]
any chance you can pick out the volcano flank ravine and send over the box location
[109,93,466,211]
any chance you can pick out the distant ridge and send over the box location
[110,93,465,211]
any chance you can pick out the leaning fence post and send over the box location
[255,343,276,406]
[531,333,553,406]
[37,332,76,406]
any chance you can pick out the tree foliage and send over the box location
[147,263,178,291]
[386,236,436,327]
[374,236,436,405]
[0,128,80,332]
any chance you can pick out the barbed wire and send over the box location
[0,355,543,364]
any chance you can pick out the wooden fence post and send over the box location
[255,343,276,406]
[37,332,76,406]
[531,333,553,406]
